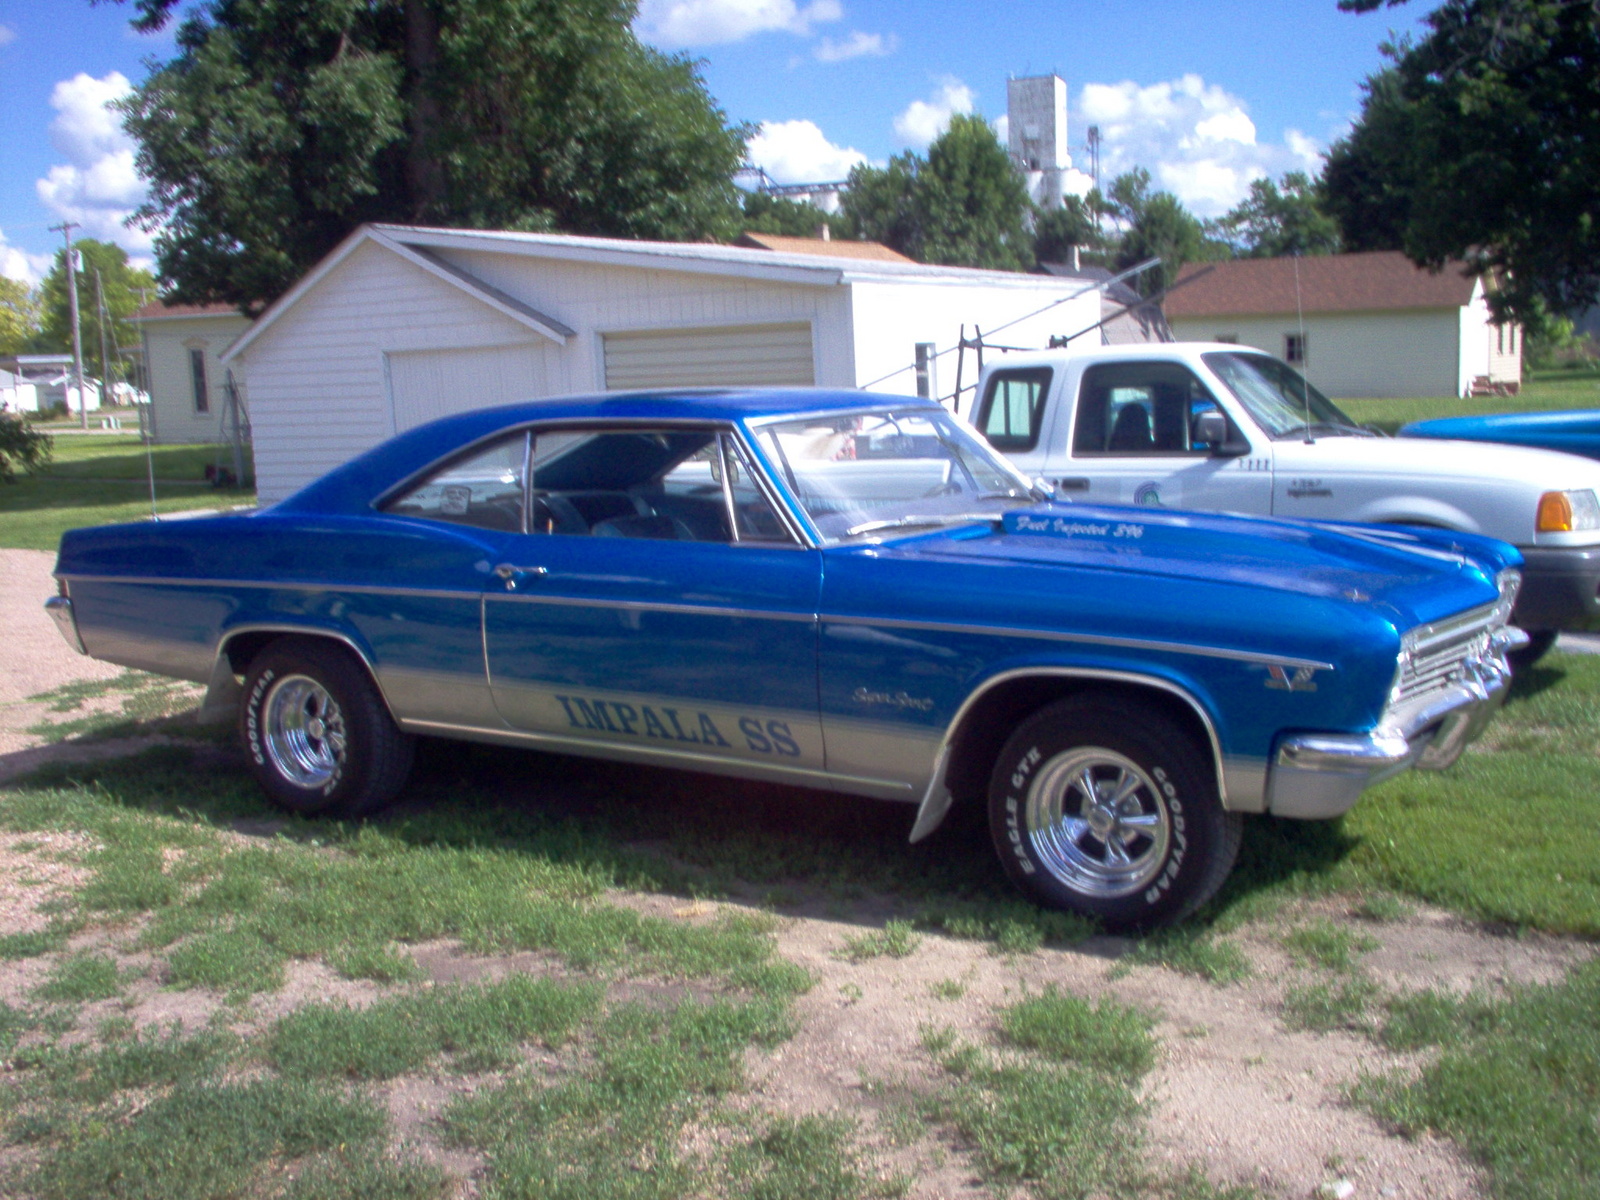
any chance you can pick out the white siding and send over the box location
[386,343,547,432]
[141,314,252,444]
[1169,309,1464,399]
[848,279,1101,410]
[438,249,853,390]
[238,239,545,503]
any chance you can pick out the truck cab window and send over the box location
[976,368,1054,451]
[1073,362,1224,455]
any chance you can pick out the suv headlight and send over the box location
[1536,489,1600,532]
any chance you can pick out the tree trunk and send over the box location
[403,0,446,219]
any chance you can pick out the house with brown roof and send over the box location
[1164,251,1520,399]
[133,301,253,443]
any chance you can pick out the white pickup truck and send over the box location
[972,342,1600,663]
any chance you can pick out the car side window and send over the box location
[1073,363,1224,456]
[975,368,1054,451]
[382,433,529,532]
[525,427,796,545]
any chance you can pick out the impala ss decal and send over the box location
[554,694,802,757]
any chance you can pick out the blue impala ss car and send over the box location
[46,390,1527,929]
[1401,409,1600,462]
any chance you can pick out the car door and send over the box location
[482,424,827,773]
[1053,359,1273,514]
[360,431,532,730]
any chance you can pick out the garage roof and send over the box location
[225,223,1093,366]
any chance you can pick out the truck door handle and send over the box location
[1055,477,1090,492]
[494,563,548,590]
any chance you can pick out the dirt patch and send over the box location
[0,550,124,759]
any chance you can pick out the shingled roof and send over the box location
[734,232,914,263]
[1164,251,1482,319]
[133,301,248,320]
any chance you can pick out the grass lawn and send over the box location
[1338,367,1600,431]
[0,434,255,552]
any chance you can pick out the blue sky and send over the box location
[0,0,1428,284]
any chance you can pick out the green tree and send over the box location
[840,154,920,254]
[103,0,749,310]
[840,116,1031,271]
[739,191,846,238]
[0,278,40,356]
[34,241,156,385]
[1102,169,1222,294]
[0,413,52,483]
[1215,172,1342,257]
[1325,0,1600,323]
[913,114,1033,271]
[1033,196,1102,267]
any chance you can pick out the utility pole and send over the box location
[50,223,87,429]
[94,268,114,414]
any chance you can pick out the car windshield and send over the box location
[752,407,1038,543]
[1202,351,1367,440]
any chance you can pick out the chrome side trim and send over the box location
[44,595,87,655]
[483,592,816,623]
[825,614,1334,671]
[403,717,916,797]
[908,666,1231,843]
[56,575,485,602]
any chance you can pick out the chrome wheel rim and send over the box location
[1025,747,1171,897]
[262,674,347,789]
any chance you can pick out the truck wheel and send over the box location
[1507,630,1557,672]
[987,694,1242,931]
[240,638,414,817]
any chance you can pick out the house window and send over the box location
[1214,334,1239,344]
[1284,333,1307,367]
[1496,325,1505,354]
[189,348,210,414]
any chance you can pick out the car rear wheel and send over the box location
[240,638,414,817]
[987,694,1241,931]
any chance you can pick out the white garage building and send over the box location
[223,224,1104,504]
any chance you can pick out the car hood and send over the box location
[891,503,1514,630]
[1274,428,1600,486]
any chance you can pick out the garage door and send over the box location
[385,343,546,433]
[602,322,814,390]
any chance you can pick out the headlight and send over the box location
[1536,489,1600,532]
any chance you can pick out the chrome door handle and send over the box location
[493,563,548,590]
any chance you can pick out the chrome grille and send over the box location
[1393,602,1499,704]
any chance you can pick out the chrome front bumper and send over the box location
[44,594,87,656]
[1267,626,1525,819]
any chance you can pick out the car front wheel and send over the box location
[987,694,1242,931]
[240,638,414,817]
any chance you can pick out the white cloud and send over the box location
[0,24,17,48]
[893,78,975,149]
[34,72,153,257]
[0,230,52,287]
[745,119,868,183]
[635,0,841,46]
[1076,73,1326,216]
[813,30,895,62]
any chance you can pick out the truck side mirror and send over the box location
[1192,409,1248,456]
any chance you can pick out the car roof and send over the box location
[279,387,934,514]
